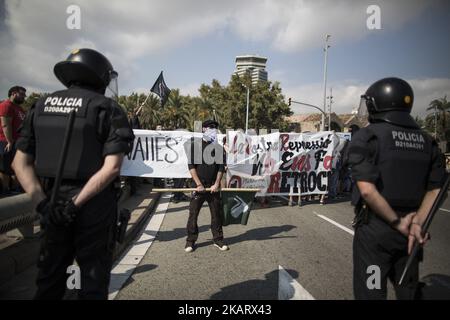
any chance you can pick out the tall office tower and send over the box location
[234,55,268,85]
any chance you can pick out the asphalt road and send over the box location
[116,192,450,300]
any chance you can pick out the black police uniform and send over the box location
[348,78,446,300]
[186,138,225,244]
[16,85,134,299]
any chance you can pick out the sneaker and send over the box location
[213,241,229,251]
[185,242,194,253]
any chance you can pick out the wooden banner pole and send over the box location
[152,188,261,192]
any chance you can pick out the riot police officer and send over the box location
[12,48,134,299]
[348,77,446,300]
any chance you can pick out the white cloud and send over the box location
[229,0,432,52]
[409,78,450,117]
[178,83,201,97]
[285,78,450,118]
[0,0,441,97]
[0,0,237,94]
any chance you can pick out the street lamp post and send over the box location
[245,85,250,133]
[322,34,331,131]
[327,87,333,130]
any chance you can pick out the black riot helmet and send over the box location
[358,77,418,128]
[54,48,118,97]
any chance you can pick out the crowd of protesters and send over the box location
[1,85,358,208]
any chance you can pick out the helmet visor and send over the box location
[357,95,372,120]
[105,71,119,100]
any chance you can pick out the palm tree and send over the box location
[176,102,192,129]
[164,89,192,129]
[140,94,162,129]
[167,89,183,109]
[184,103,209,131]
[427,96,450,140]
[162,105,178,129]
[184,106,198,131]
[118,94,136,114]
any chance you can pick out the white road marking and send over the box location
[278,265,315,300]
[313,211,354,236]
[108,193,170,300]
[439,208,450,213]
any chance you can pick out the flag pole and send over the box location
[140,91,154,108]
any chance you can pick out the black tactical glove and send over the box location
[36,198,79,227]
[51,199,78,226]
[36,198,51,227]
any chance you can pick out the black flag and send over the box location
[150,71,171,107]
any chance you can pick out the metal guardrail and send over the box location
[0,182,160,289]
[0,194,36,235]
[0,183,133,237]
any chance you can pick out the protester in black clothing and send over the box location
[184,119,228,252]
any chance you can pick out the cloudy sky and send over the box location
[0,0,449,117]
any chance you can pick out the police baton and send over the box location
[49,110,76,208]
[398,172,450,285]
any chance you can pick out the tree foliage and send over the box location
[425,96,450,142]
[114,74,292,132]
[13,75,292,133]
[22,92,47,111]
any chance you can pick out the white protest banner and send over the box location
[225,131,280,195]
[226,131,281,179]
[276,132,340,195]
[121,130,341,193]
[121,130,202,178]
[226,131,339,195]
